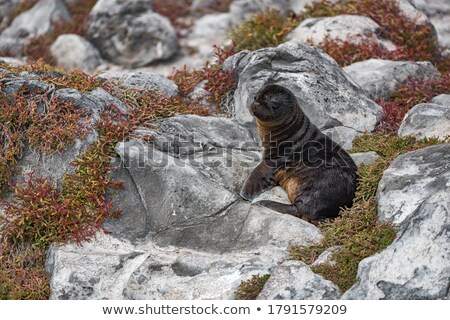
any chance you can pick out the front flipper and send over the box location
[240,160,276,201]
[255,200,314,223]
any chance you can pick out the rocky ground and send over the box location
[0,0,449,300]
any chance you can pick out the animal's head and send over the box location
[250,84,298,124]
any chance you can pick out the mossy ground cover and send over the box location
[235,274,270,300]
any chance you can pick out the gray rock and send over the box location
[184,13,231,60]
[377,143,450,226]
[288,15,396,51]
[343,189,450,299]
[431,94,450,106]
[192,13,231,37]
[408,0,450,48]
[398,103,450,140]
[223,42,383,147]
[0,0,20,31]
[47,228,319,300]
[311,246,342,267]
[47,113,323,299]
[0,0,71,56]
[16,132,99,185]
[257,260,341,300]
[409,0,450,16]
[53,87,128,119]
[98,71,179,97]
[229,0,314,25]
[0,78,51,101]
[150,115,259,157]
[350,151,380,167]
[396,0,432,26]
[344,59,440,99]
[86,0,178,67]
[431,15,450,49]
[50,34,103,73]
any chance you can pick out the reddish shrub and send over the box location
[169,44,236,106]
[376,73,450,131]
[303,0,440,68]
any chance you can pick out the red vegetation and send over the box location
[170,44,236,105]
[376,73,450,131]
[304,0,440,68]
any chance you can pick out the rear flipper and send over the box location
[255,200,312,222]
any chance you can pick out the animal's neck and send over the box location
[257,109,306,148]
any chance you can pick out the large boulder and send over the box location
[97,71,179,97]
[377,143,450,226]
[46,115,323,299]
[46,227,320,300]
[343,189,450,299]
[398,103,450,140]
[85,0,178,67]
[343,59,440,99]
[50,34,103,73]
[257,260,341,300]
[0,0,71,56]
[288,15,396,51]
[431,94,450,106]
[223,42,383,149]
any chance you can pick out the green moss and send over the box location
[235,274,270,300]
[229,8,299,52]
[289,131,444,292]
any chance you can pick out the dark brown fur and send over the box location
[240,84,358,221]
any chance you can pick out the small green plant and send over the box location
[235,274,270,300]
[289,131,443,291]
[229,8,299,52]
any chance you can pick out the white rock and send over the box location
[398,103,450,140]
[431,94,450,106]
[288,15,396,51]
[0,0,71,56]
[98,71,179,97]
[50,34,103,73]
[257,260,341,300]
[344,189,450,299]
[344,59,440,99]
[377,143,450,226]
[350,151,380,166]
[229,0,314,25]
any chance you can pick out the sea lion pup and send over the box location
[240,84,358,221]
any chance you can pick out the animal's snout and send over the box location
[250,101,260,115]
